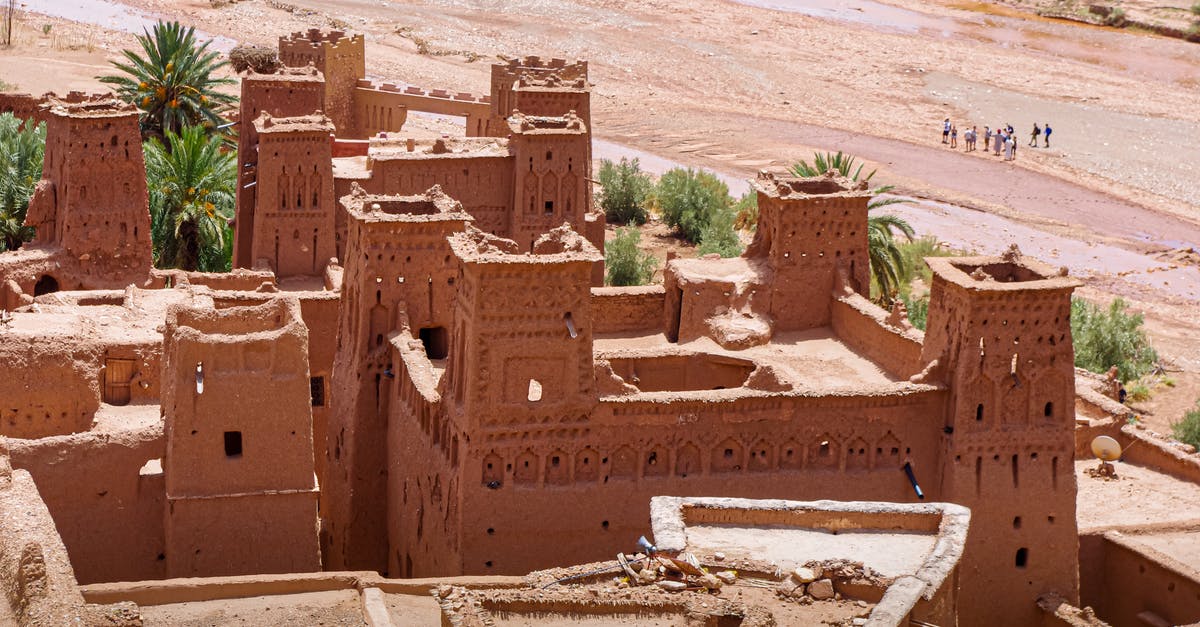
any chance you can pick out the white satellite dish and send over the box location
[1091,435,1122,462]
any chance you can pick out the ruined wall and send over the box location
[8,424,165,584]
[162,296,320,578]
[926,252,1082,627]
[487,57,589,136]
[1079,531,1200,626]
[0,333,100,438]
[589,286,665,335]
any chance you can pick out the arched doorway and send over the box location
[33,275,59,296]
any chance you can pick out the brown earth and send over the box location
[3,0,1199,431]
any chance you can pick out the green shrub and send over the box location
[605,227,658,286]
[655,167,731,244]
[1172,400,1200,449]
[597,157,652,225]
[697,206,743,258]
[732,188,758,231]
[1105,7,1127,26]
[900,292,930,331]
[896,236,954,290]
[0,113,46,252]
[1192,1,1200,16]
[1070,297,1157,381]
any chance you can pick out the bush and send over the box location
[1172,400,1200,449]
[900,292,929,331]
[697,206,743,258]
[1192,1,1200,16]
[0,113,46,252]
[605,227,658,286]
[1070,297,1157,381]
[655,167,731,244]
[597,158,652,225]
[732,188,758,231]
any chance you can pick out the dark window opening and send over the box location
[1015,547,1028,568]
[310,376,325,407]
[976,404,984,421]
[419,327,449,360]
[1044,402,1053,417]
[224,431,243,458]
[1013,516,1022,530]
[34,275,59,296]
[544,200,554,215]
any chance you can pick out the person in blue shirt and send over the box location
[1044,123,1053,148]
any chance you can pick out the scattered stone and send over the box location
[714,551,725,561]
[808,578,835,600]
[856,600,869,608]
[715,570,737,585]
[853,618,868,626]
[657,580,687,592]
[791,566,819,583]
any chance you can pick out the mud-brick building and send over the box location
[322,171,1081,627]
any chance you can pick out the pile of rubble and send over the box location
[611,550,736,593]
[775,559,886,606]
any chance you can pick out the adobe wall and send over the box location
[440,389,947,576]
[1079,531,1200,626]
[355,145,513,237]
[589,286,665,335]
[324,188,473,572]
[507,113,591,251]
[830,292,926,380]
[351,81,491,135]
[0,462,90,624]
[0,332,101,438]
[7,423,166,584]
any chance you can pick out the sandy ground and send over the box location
[139,589,365,626]
[1075,459,1200,531]
[3,0,1199,428]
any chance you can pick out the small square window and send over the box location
[310,376,325,407]
[224,431,243,458]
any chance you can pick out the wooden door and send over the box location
[103,358,135,405]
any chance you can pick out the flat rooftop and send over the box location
[595,327,924,398]
[1075,459,1200,532]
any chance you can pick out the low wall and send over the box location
[1080,531,1200,626]
[830,293,924,380]
[79,570,523,607]
[8,423,166,584]
[147,268,276,291]
[1036,593,1111,626]
[590,286,665,334]
[0,466,89,624]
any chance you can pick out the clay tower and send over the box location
[161,295,320,577]
[747,171,872,331]
[322,187,473,572]
[233,65,325,270]
[277,29,365,136]
[246,112,337,277]
[506,112,591,252]
[923,246,1081,626]
[24,98,151,288]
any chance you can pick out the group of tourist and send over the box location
[941,118,1052,161]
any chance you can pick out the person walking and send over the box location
[968,126,978,151]
[1030,123,1041,147]
[942,118,951,144]
[950,125,958,148]
[1044,123,1052,148]
[994,129,1004,155]
[1004,134,1015,161]
[983,126,991,151]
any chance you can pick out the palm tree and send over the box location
[145,125,235,272]
[0,112,45,252]
[100,21,236,142]
[791,151,915,304]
